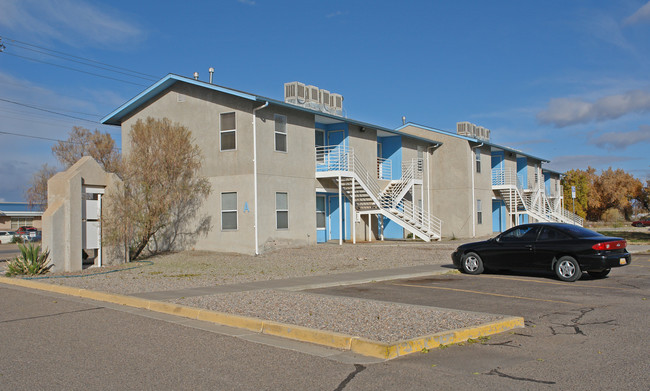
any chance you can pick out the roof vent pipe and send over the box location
[193,72,199,80]
[402,116,406,125]
[208,67,214,84]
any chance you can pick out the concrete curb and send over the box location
[0,276,524,360]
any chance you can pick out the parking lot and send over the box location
[307,254,650,389]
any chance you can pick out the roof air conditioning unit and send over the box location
[284,81,306,105]
[330,93,343,116]
[456,122,474,137]
[306,85,320,110]
[320,89,331,112]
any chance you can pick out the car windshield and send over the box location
[558,225,603,238]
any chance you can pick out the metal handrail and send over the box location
[377,158,392,180]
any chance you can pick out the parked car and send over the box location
[452,223,631,282]
[16,226,38,240]
[631,217,650,227]
[0,231,16,244]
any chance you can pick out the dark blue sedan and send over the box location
[451,223,631,281]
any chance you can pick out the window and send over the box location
[11,218,33,231]
[276,192,288,229]
[500,226,540,242]
[477,199,482,225]
[220,112,236,151]
[475,148,481,173]
[315,129,325,162]
[275,114,287,152]
[316,195,326,229]
[221,192,237,230]
[538,227,572,241]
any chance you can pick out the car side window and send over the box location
[538,227,572,241]
[500,226,539,242]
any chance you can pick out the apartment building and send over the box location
[102,73,580,254]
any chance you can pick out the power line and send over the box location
[0,130,121,150]
[0,97,102,124]
[0,36,158,79]
[2,52,149,87]
[7,41,157,82]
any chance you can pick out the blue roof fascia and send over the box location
[0,202,44,214]
[397,122,550,163]
[101,74,258,125]
[542,167,565,176]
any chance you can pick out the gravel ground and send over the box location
[34,240,471,294]
[173,289,505,343]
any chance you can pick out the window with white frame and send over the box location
[11,218,33,230]
[274,114,287,152]
[476,148,481,173]
[220,112,236,151]
[276,192,288,229]
[221,192,237,230]
[477,199,483,224]
[316,195,326,229]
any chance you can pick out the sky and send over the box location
[1,0,649,202]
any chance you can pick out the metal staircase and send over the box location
[492,169,583,226]
[316,146,441,241]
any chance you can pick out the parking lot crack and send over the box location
[485,368,556,384]
[333,364,366,391]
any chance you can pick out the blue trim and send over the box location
[492,199,506,232]
[378,136,402,180]
[491,151,504,171]
[517,157,528,189]
[398,123,550,163]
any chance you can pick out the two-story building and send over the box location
[101,73,580,255]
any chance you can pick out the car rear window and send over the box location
[559,225,603,238]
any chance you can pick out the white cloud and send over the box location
[326,11,347,18]
[537,90,650,127]
[589,124,650,150]
[624,1,650,25]
[0,0,144,48]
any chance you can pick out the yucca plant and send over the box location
[5,243,52,277]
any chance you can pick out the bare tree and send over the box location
[25,127,121,209]
[103,117,211,261]
[25,164,58,211]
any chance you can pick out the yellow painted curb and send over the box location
[262,321,352,350]
[197,310,264,332]
[0,276,524,360]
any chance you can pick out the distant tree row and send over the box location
[561,167,649,221]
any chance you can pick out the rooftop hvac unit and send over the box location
[330,93,343,116]
[306,85,320,110]
[284,81,306,104]
[320,89,331,112]
[457,122,474,137]
[476,126,485,139]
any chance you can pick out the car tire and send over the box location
[555,256,582,282]
[461,252,484,275]
[587,269,611,279]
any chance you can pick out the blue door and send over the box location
[544,172,551,195]
[328,195,347,241]
[517,157,528,189]
[492,199,506,232]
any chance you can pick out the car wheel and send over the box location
[587,269,611,279]
[555,256,582,282]
[461,252,484,275]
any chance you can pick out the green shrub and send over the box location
[5,243,52,277]
[10,235,23,244]
[602,208,624,224]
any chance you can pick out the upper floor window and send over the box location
[220,112,236,151]
[475,148,481,173]
[275,114,287,152]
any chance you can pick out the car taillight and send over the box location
[592,240,627,251]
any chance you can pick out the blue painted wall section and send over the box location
[492,199,506,232]
[544,172,551,195]
[376,135,403,239]
[491,151,504,171]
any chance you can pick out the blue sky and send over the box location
[1,0,649,201]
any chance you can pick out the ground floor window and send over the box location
[11,218,34,230]
[477,199,483,225]
[221,192,237,230]
[276,192,288,229]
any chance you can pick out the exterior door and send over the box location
[328,195,345,240]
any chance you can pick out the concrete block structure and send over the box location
[42,157,124,271]
[101,73,580,255]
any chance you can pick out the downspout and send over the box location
[253,101,269,255]
[426,144,441,232]
[470,142,483,238]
